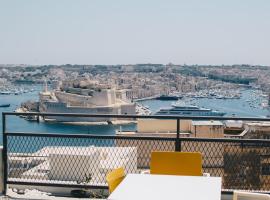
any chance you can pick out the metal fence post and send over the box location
[175,119,181,151]
[2,113,7,195]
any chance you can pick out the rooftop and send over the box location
[192,120,223,126]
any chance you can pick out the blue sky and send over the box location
[0,0,270,65]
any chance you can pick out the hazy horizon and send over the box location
[1,0,270,65]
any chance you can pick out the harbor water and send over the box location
[1,86,270,147]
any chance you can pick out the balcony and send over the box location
[1,112,270,199]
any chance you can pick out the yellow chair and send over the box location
[106,167,125,193]
[150,151,202,176]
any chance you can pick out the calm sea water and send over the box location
[1,86,269,147]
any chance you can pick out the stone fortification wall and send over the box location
[55,90,116,107]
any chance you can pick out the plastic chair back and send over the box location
[106,167,125,193]
[150,151,202,176]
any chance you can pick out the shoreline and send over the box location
[133,95,158,102]
[51,120,137,126]
[14,109,138,125]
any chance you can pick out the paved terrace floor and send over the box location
[0,189,233,200]
[1,189,104,200]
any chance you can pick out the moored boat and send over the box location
[155,95,182,101]
[155,101,225,116]
[0,104,11,108]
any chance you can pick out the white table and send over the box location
[108,174,222,200]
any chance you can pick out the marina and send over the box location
[0,85,35,95]
[181,89,241,99]
[140,89,270,117]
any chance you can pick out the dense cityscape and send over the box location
[1,64,270,98]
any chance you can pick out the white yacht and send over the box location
[155,101,226,116]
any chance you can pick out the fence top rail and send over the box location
[3,112,270,121]
[5,132,270,144]
[5,132,176,141]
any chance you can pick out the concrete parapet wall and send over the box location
[137,119,191,133]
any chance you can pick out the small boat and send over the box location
[0,104,10,108]
[25,115,38,121]
[156,95,182,101]
[0,91,11,95]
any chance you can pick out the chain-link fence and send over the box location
[2,112,270,193]
[4,133,270,193]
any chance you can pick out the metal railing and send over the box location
[2,112,270,194]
